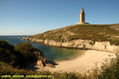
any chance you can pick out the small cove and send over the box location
[0,36,84,61]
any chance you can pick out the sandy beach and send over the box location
[37,50,116,73]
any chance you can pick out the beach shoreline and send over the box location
[36,50,116,74]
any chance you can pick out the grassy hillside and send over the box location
[29,24,119,45]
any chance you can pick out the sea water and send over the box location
[0,36,83,61]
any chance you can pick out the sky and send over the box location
[0,0,119,35]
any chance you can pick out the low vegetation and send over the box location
[99,53,119,79]
[1,53,119,79]
[29,24,119,45]
[15,42,44,67]
[0,40,44,68]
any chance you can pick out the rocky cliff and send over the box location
[27,37,119,52]
[26,24,119,52]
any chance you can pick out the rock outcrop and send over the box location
[25,24,119,53]
[26,37,119,53]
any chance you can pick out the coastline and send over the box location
[36,50,116,74]
[26,37,119,53]
[25,37,117,73]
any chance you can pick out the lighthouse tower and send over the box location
[77,8,88,24]
[80,8,85,24]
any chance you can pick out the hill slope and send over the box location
[27,24,119,52]
[28,24,119,44]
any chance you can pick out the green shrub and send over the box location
[15,42,44,67]
[110,40,119,45]
[0,40,14,49]
[0,40,16,64]
[0,62,80,79]
[0,40,44,68]
[97,53,119,79]
[53,72,80,79]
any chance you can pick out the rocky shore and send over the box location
[26,37,119,53]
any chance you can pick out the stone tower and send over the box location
[76,8,87,24]
[80,8,85,24]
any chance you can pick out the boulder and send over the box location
[36,60,45,67]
